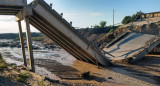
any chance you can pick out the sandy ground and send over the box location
[35,54,160,86]
[71,55,160,86]
[0,47,160,86]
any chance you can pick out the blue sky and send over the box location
[0,0,160,33]
[38,0,160,27]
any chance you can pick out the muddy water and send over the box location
[0,47,76,65]
[0,42,78,81]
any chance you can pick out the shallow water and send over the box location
[0,40,76,80]
[0,47,76,66]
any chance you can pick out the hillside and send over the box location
[0,32,42,40]
[116,17,160,35]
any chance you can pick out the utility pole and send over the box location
[113,9,115,26]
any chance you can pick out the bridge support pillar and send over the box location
[18,20,27,67]
[25,17,35,72]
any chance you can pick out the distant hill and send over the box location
[0,32,42,39]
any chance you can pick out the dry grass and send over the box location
[0,55,7,71]
[16,72,30,83]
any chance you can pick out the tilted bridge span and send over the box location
[0,0,160,72]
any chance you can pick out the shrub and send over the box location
[99,21,107,28]
[122,11,144,24]
[39,79,45,86]
[16,72,30,83]
[122,16,132,24]
[105,29,114,38]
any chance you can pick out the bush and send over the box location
[99,21,107,28]
[93,21,107,28]
[131,14,136,22]
[16,72,30,83]
[0,63,7,68]
[0,55,7,71]
[105,29,114,38]
[0,55,7,68]
[122,11,144,25]
[94,25,100,28]
[122,16,132,24]
[39,79,45,86]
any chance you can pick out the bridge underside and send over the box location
[0,0,26,15]
[0,6,22,15]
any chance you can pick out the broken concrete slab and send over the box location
[103,32,160,63]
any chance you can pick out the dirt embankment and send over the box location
[0,54,70,86]
[116,17,160,34]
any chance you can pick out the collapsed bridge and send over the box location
[0,0,160,72]
[0,0,111,72]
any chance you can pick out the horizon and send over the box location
[0,0,160,33]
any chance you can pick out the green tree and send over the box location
[122,11,144,24]
[94,25,100,28]
[121,16,132,24]
[99,21,107,28]
[131,12,144,22]
[93,21,107,28]
[131,14,136,22]
[136,11,144,19]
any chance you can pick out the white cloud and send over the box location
[0,16,14,22]
[0,16,39,33]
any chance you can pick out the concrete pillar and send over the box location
[18,21,27,67]
[25,17,35,72]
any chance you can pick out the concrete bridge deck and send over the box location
[103,32,160,63]
[0,0,111,71]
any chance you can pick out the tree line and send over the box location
[121,11,144,24]
[0,32,42,39]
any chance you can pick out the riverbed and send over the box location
[0,40,160,86]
